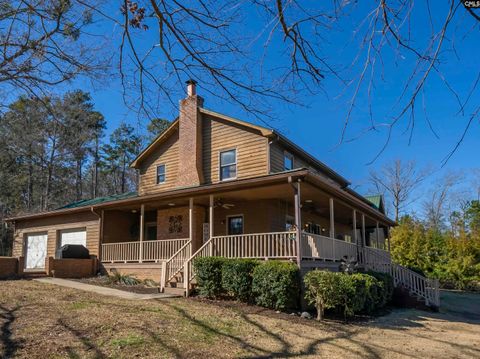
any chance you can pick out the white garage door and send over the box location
[26,234,47,270]
[60,228,87,248]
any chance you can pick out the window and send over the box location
[157,164,166,184]
[284,152,294,171]
[220,149,237,180]
[227,216,244,235]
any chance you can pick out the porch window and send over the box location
[284,151,294,171]
[157,164,166,184]
[227,216,243,235]
[220,149,237,180]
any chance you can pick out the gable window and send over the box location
[157,164,166,184]
[220,149,237,181]
[227,216,244,235]
[284,152,294,171]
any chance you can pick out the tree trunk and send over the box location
[76,158,82,200]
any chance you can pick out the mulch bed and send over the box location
[188,296,383,326]
[74,276,161,294]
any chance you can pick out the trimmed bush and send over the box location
[304,271,393,320]
[367,271,394,307]
[222,259,259,302]
[362,274,382,314]
[252,261,300,311]
[194,257,228,298]
[304,270,344,320]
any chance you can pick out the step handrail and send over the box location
[160,239,192,292]
[362,248,440,308]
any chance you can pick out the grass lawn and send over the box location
[0,280,479,358]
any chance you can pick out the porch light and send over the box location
[168,203,175,206]
[131,209,137,213]
[305,199,313,203]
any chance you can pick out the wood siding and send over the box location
[202,114,268,184]
[12,211,101,258]
[138,129,180,195]
[269,141,341,187]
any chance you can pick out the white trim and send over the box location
[24,232,48,270]
[226,214,244,235]
[156,163,167,184]
[219,148,238,181]
[57,227,87,250]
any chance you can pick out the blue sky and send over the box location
[72,2,479,216]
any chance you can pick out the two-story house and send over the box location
[8,80,399,296]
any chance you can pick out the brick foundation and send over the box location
[101,262,163,282]
[46,257,97,278]
[0,257,19,279]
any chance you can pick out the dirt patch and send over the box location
[74,275,161,294]
[0,280,479,358]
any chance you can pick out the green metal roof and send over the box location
[58,192,138,210]
[365,195,383,211]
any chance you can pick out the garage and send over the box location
[25,233,47,270]
[59,228,87,248]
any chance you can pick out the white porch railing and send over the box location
[101,239,189,263]
[301,232,358,261]
[183,231,296,295]
[362,247,440,307]
[160,240,192,291]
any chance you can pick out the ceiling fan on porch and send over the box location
[214,198,235,209]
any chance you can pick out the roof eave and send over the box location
[271,131,351,187]
[130,119,179,169]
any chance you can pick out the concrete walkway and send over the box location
[34,277,180,300]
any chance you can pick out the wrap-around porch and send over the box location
[99,179,391,265]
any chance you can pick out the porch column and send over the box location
[139,204,144,263]
[376,221,380,249]
[387,226,391,252]
[293,181,302,267]
[209,195,214,256]
[189,198,194,255]
[209,195,214,239]
[352,210,357,244]
[329,198,335,239]
[99,210,104,263]
[361,214,366,247]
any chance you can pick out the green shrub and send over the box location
[367,271,394,307]
[194,257,228,298]
[222,259,259,302]
[252,261,300,311]
[362,274,382,314]
[304,270,344,320]
[304,271,392,320]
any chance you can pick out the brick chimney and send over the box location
[177,79,204,187]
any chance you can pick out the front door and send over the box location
[25,233,47,270]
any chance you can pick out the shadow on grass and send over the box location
[0,304,22,359]
[160,301,383,358]
[57,318,107,359]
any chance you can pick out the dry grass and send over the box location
[0,280,479,358]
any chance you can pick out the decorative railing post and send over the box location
[160,261,166,292]
[184,262,190,297]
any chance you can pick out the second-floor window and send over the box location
[220,149,237,180]
[284,152,294,171]
[157,164,166,184]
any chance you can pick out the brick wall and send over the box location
[0,257,19,279]
[46,257,97,278]
[102,263,163,282]
[177,93,204,187]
